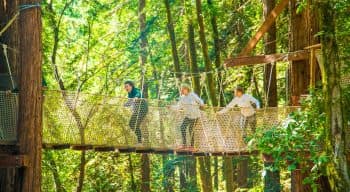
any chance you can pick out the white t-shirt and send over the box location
[218,94,260,117]
[171,92,204,119]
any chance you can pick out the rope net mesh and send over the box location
[342,75,350,85]
[0,91,18,141]
[43,90,298,152]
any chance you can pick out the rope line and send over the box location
[2,44,15,90]
[0,3,41,37]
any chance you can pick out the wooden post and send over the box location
[17,0,42,191]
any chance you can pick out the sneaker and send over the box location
[186,146,197,152]
[176,145,187,150]
[135,143,144,148]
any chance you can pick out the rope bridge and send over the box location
[40,90,297,154]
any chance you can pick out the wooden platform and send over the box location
[0,155,28,168]
[41,143,259,156]
[225,50,309,67]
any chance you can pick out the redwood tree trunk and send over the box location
[224,157,234,192]
[0,1,19,190]
[207,0,224,106]
[263,0,280,191]
[289,0,310,106]
[17,0,42,191]
[138,0,151,191]
[318,1,350,191]
[198,157,213,192]
[263,0,277,107]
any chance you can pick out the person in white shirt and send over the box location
[217,86,260,137]
[171,84,204,149]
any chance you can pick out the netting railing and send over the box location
[0,91,18,142]
[43,90,297,152]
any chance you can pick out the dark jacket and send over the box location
[126,87,148,113]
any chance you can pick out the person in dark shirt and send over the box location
[124,81,148,145]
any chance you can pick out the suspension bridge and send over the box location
[0,90,298,155]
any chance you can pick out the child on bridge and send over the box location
[171,84,204,150]
[124,81,148,146]
[217,86,260,138]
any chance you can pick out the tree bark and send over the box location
[195,0,218,107]
[0,1,19,190]
[263,1,280,191]
[138,0,151,191]
[198,157,213,192]
[0,0,19,75]
[128,154,137,192]
[289,0,310,106]
[187,20,201,95]
[237,158,248,189]
[45,151,66,192]
[224,157,234,192]
[17,0,42,191]
[263,0,277,107]
[213,157,218,191]
[318,1,350,191]
[164,0,181,81]
[207,0,224,106]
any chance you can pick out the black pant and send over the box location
[129,110,147,143]
[180,117,198,146]
[241,114,256,137]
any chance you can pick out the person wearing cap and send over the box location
[217,86,260,137]
[171,84,204,150]
[124,81,148,146]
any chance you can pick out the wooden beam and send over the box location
[225,50,309,67]
[304,43,321,50]
[0,155,28,167]
[239,0,289,56]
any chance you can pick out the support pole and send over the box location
[17,0,42,191]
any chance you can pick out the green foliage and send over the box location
[249,91,328,190]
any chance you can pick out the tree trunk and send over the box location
[207,0,224,106]
[179,158,186,191]
[195,0,218,107]
[138,0,151,191]
[213,157,218,191]
[0,0,19,75]
[164,0,181,81]
[224,157,234,192]
[141,154,151,192]
[187,156,198,191]
[237,158,248,189]
[17,0,42,191]
[198,157,213,192]
[0,1,19,190]
[45,151,66,192]
[128,154,137,192]
[289,0,310,106]
[207,1,222,185]
[76,151,86,192]
[263,0,277,107]
[262,1,280,191]
[187,20,201,95]
[318,1,350,191]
